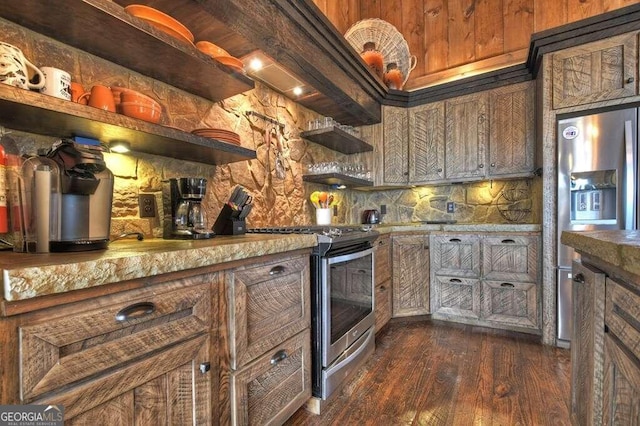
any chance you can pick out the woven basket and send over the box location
[344,18,417,89]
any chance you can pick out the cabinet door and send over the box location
[430,234,481,278]
[374,234,391,284]
[392,234,430,317]
[445,92,488,180]
[602,334,640,425]
[482,234,539,283]
[231,330,311,426]
[488,82,535,177]
[481,280,538,329]
[382,106,409,185]
[431,276,481,319]
[571,261,606,426]
[552,33,638,109]
[228,255,310,370]
[374,278,392,333]
[409,102,445,183]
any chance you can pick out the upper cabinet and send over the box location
[409,102,446,183]
[552,32,638,109]
[382,106,409,185]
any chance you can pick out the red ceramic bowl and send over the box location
[120,101,162,123]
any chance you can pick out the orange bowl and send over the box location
[195,41,230,58]
[120,101,162,123]
[111,86,159,112]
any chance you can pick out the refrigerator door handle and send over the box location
[624,120,636,230]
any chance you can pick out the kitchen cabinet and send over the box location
[408,101,446,183]
[488,81,536,177]
[602,276,640,425]
[430,232,540,332]
[391,233,430,317]
[224,253,311,425]
[382,106,410,185]
[374,234,392,332]
[5,271,216,423]
[552,32,638,109]
[445,92,488,180]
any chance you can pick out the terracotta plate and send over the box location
[125,5,194,45]
[214,56,244,71]
[195,41,230,58]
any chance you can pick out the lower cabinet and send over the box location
[431,276,481,319]
[481,280,538,328]
[11,272,216,424]
[223,252,312,425]
[374,234,392,332]
[392,234,430,317]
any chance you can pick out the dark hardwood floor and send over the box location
[286,318,571,425]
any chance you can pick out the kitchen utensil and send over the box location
[0,42,45,90]
[78,85,116,112]
[124,5,194,45]
[327,193,334,207]
[39,66,71,100]
[70,82,86,104]
[310,191,320,208]
[362,209,381,224]
[318,191,328,208]
[274,127,285,179]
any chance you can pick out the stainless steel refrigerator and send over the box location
[557,108,638,344]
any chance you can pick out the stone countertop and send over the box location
[375,222,542,233]
[1,234,317,302]
[561,230,640,277]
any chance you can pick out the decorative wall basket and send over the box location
[344,18,417,89]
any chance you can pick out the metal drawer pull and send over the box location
[379,286,386,291]
[449,278,462,283]
[269,265,286,275]
[449,238,461,243]
[501,239,515,244]
[500,282,515,288]
[573,273,585,284]
[270,349,288,365]
[115,302,156,322]
[199,362,211,374]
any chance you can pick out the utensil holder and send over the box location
[212,204,246,235]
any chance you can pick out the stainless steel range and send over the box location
[247,225,379,399]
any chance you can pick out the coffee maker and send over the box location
[162,177,213,239]
[13,139,114,252]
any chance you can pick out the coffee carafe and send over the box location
[162,177,213,239]
[13,139,114,252]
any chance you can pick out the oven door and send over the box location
[321,246,375,367]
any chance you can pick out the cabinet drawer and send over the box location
[606,278,640,362]
[20,277,213,402]
[481,280,538,329]
[430,234,481,278]
[375,278,392,332]
[228,255,310,369]
[482,235,539,283]
[231,329,311,426]
[374,235,391,284]
[431,275,481,319]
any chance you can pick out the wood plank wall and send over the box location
[313,0,640,89]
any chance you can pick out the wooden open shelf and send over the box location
[300,127,373,154]
[0,85,256,165]
[302,173,373,187]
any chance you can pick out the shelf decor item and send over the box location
[360,42,384,78]
[344,18,417,89]
[383,62,403,90]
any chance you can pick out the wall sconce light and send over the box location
[109,141,131,154]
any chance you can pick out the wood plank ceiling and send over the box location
[313,0,640,90]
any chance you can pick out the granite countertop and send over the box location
[1,234,317,302]
[561,230,640,277]
[376,222,542,233]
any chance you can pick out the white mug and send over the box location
[40,66,71,100]
[0,42,45,90]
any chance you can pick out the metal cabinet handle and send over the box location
[500,282,515,288]
[501,239,515,244]
[199,362,211,374]
[449,238,461,243]
[379,286,387,291]
[449,278,462,283]
[437,168,443,172]
[270,349,288,365]
[269,265,286,275]
[115,302,156,322]
[423,245,429,250]
[479,164,484,168]
[490,163,496,167]
[573,273,585,284]
[627,77,635,83]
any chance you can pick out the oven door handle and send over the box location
[327,247,374,265]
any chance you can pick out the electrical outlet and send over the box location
[333,205,338,216]
[380,204,387,214]
[446,202,455,213]
[139,194,156,218]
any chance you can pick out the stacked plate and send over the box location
[195,41,244,73]
[124,5,194,45]
[192,128,241,145]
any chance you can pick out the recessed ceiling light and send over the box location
[292,86,303,96]
[249,58,263,71]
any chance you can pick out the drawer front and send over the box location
[606,277,640,362]
[481,280,539,329]
[431,275,481,319]
[231,329,311,426]
[374,235,391,284]
[482,235,540,282]
[430,234,481,278]
[229,255,310,369]
[375,278,392,332]
[20,276,213,402]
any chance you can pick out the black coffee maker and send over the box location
[162,177,214,239]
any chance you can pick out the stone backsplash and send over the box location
[0,17,541,243]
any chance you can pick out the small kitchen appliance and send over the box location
[361,209,380,224]
[162,177,213,239]
[13,139,114,252]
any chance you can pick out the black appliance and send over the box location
[162,177,214,239]
[361,209,381,224]
[247,225,379,400]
